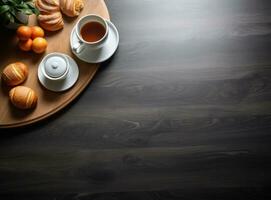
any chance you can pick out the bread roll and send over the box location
[2,62,28,86]
[9,86,38,109]
[60,0,84,17]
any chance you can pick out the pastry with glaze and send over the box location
[9,86,38,109]
[1,62,28,86]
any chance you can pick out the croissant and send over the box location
[38,12,64,31]
[60,0,84,17]
[35,0,64,31]
[35,0,60,14]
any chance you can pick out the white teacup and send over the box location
[73,14,109,54]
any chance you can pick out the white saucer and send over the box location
[38,53,79,92]
[70,20,119,63]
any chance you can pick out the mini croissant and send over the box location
[35,0,64,31]
[35,0,60,14]
[38,12,64,31]
[60,0,84,17]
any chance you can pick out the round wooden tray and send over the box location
[0,0,110,128]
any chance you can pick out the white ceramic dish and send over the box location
[70,20,119,63]
[38,53,79,92]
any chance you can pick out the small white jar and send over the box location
[42,53,69,81]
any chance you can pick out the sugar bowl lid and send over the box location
[44,53,68,78]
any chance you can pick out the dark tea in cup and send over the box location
[73,14,109,54]
[80,22,106,43]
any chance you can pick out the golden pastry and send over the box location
[1,62,28,86]
[9,86,38,109]
[35,0,64,31]
[35,0,60,14]
[38,12,64,31]
[60,0,84,17]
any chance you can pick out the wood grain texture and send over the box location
[0,0,109,128]
[1,0,271,199]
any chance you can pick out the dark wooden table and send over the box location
[1,0,271,199]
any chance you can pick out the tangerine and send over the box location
[18,39,33,51]
[32,37,47,53]
[17,26,32,41]
[31,26,45,39]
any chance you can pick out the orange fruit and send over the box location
[17,26,32,41]
[32,37,47,53]
[31,26,45,39]
[18,39,33,51]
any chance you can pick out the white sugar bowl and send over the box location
[38,52,79,92]
[41,53,69,81]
